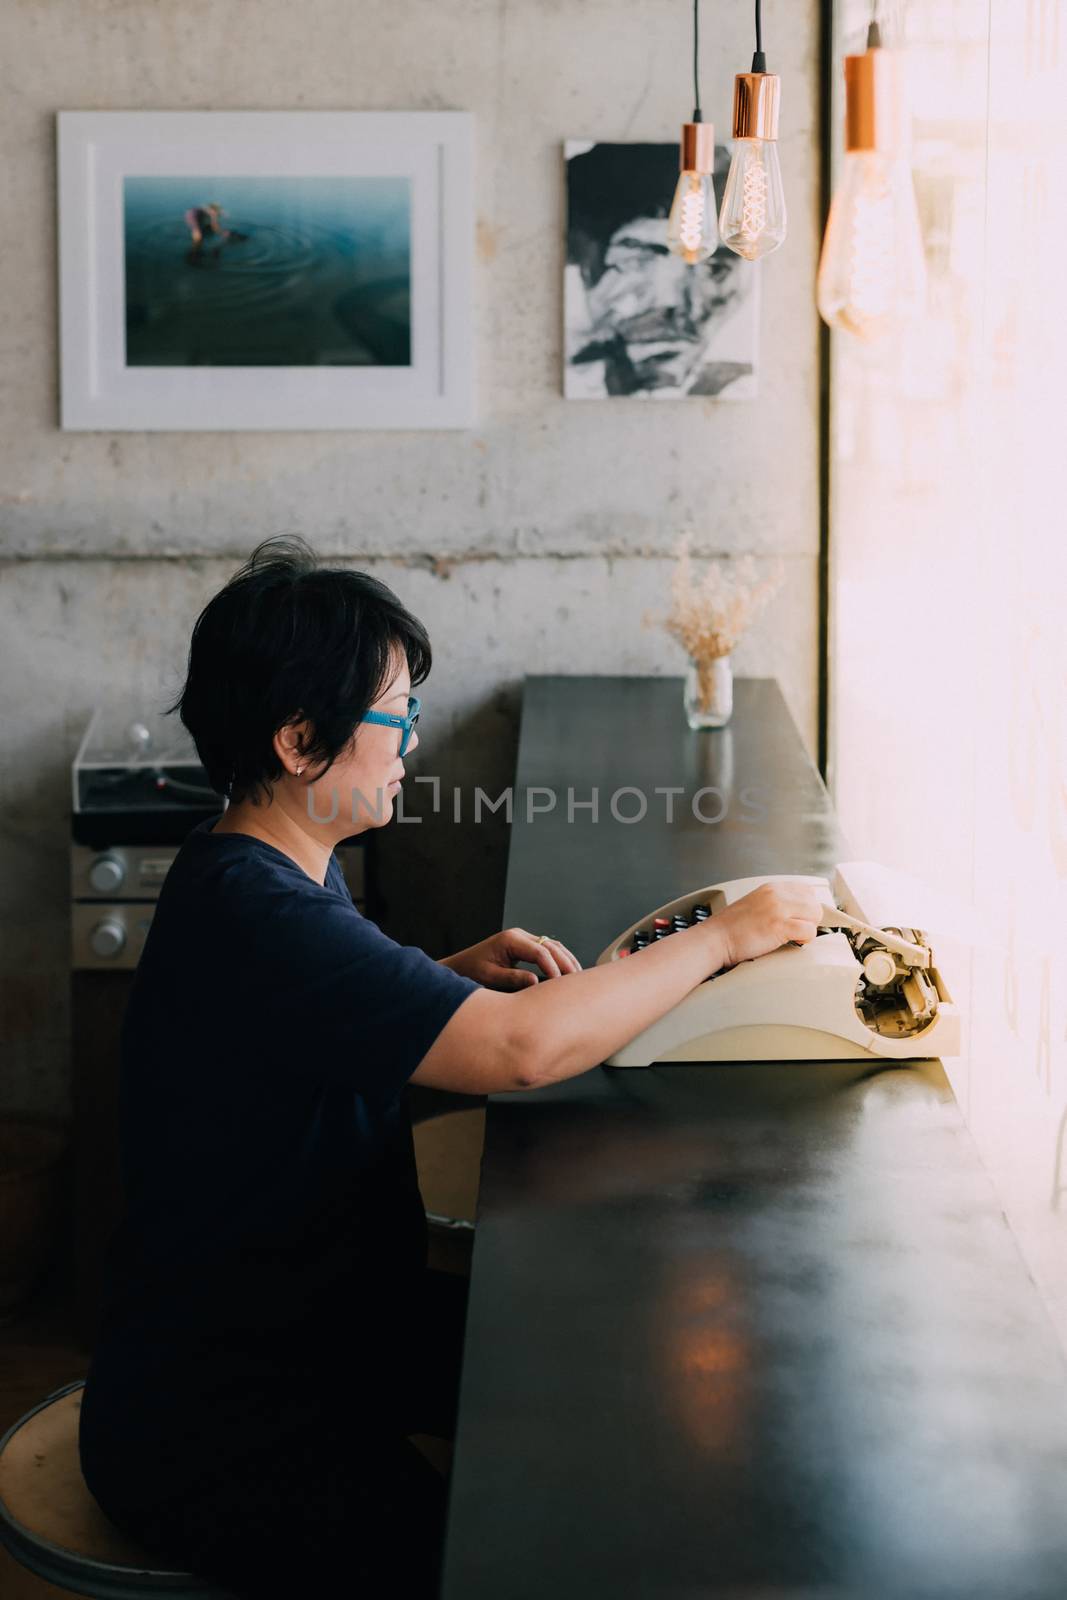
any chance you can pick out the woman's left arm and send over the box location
[439,928,582,990]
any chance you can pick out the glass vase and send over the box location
[684,654,733,729]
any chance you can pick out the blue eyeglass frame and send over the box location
[360,694,421,756]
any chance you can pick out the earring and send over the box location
[296,766,305,777]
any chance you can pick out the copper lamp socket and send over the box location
[679,121,715,175]
[731,73,780,141]
[844,47,906,153]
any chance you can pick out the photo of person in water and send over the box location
[124,175,412,368]
[564,140,758,400]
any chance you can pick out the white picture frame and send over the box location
[57,111,474,431]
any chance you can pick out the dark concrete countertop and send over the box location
[441,677,1067,1600]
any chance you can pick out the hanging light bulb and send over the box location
[817,22,927,341]
[667,0,718,265]
[667,122,718,264]
[720,76,787,259]
[720,4,787,259]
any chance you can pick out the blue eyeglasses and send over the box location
[360,694,420,757]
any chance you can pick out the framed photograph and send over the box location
[564,140,759,400]
[58,111,474,430]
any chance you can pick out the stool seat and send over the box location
[413,1106,483,1225]
[0,1381,235,1599]
[413,1107,484,1275]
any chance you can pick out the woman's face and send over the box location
[305,656,418,837]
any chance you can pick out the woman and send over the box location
[79,538,821,1597]
[183,202,227,247]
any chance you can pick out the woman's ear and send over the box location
[273,719,314,778]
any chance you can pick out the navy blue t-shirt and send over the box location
[80,816,478,1509]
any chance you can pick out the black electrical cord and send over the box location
[752,0,767,73]
[692,0,702,120]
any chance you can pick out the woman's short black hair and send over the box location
[170,537,431,802]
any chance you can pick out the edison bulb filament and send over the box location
[667,171,718,265]
[719,139,787,261]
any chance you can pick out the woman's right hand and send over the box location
[715,881,824,969]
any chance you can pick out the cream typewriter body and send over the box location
[595,861,961,1067]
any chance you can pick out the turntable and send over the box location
[71,705,223,849]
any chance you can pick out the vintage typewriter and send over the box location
[596,861,961,1066]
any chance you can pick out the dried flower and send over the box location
[646,534,785,665]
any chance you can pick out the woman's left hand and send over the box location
[441,928,583,989]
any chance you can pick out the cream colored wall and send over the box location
[829,0,1067,1347]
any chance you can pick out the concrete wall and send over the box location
[1,0,822,1115]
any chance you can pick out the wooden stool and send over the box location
[412,1107,484,1275]
[0,1382,235,1599]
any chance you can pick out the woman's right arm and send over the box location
[411,882,824,1095]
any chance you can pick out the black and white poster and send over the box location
[564,140,758,400]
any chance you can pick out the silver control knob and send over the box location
[88,854,125,894]
[89,918,126,960]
